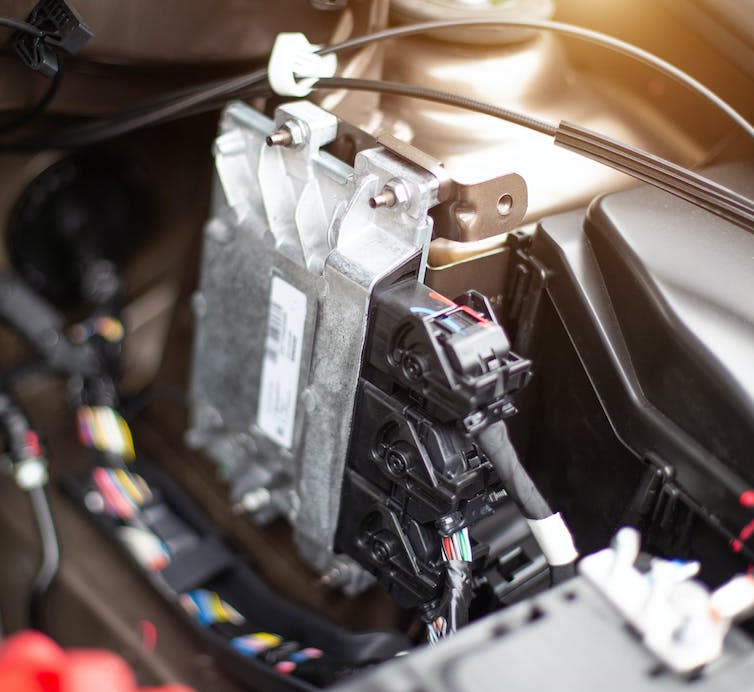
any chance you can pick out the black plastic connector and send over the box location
[336,278,536,609]
[13,0,92,77]
[368,281,532,426]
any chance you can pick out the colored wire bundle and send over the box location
[436,529,474,639]
[441,528,473,562]
[116,525,170,572]
[91,466,151,519]
[274,647,324,675]
[77,405,135,459]
[69,316,124,344]
[427,616,448,645]
[179,589,246,627]
[232,632,324,673]
[232,632,283,657]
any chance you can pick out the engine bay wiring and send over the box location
[0,3,753,690]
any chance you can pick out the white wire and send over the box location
[452,532,463,561]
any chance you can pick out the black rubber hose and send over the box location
[28,485,59,630]
[473,419,552,521]
[445,560,472,632]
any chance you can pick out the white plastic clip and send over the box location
[268,33,337,98]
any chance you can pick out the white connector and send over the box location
[580,527,754,674]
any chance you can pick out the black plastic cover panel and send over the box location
[585,163,754,482]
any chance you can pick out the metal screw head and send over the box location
[402,353,423,382]
[386,448,409,477]
[372,538,392,563]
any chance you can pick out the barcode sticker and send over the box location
[256,276,307,449]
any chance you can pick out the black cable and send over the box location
[1,68,269,151]
[0,19,747,226]
[28,485,59,630]
[0,69,62,136]
[310,77,754,230]
[5,15,753,150]
[473,419,552,521]
[317,18,754,142]
[315,77,557,136]
[0,16,45,38]
[473,420,579,579]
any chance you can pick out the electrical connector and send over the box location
[580,527,754,674]
[13,0,92,77]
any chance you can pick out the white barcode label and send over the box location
[256,276,307,449]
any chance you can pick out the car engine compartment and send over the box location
[0,1,752,690]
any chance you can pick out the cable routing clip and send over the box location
[268,33,337,98]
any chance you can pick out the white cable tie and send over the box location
[268,33,337,97]
[527,512,579,566]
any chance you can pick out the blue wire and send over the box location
[410,306,465,334]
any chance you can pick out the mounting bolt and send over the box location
[402,353,424,382]
[266,119,306,148]
[385,445,411,477]
[369,178,411,209]
[266,129,293,147]
[372,538,392,564]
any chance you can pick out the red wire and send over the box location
[442,536,454,560]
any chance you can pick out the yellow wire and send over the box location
[117,414,136,460]
[252,632,283,647]
[209,591,227,621]
[88,407,108,450]
[114,468,143,504]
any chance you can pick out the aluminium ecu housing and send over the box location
[188,99,447,591]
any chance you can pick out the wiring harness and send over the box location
[0,15,751,229]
